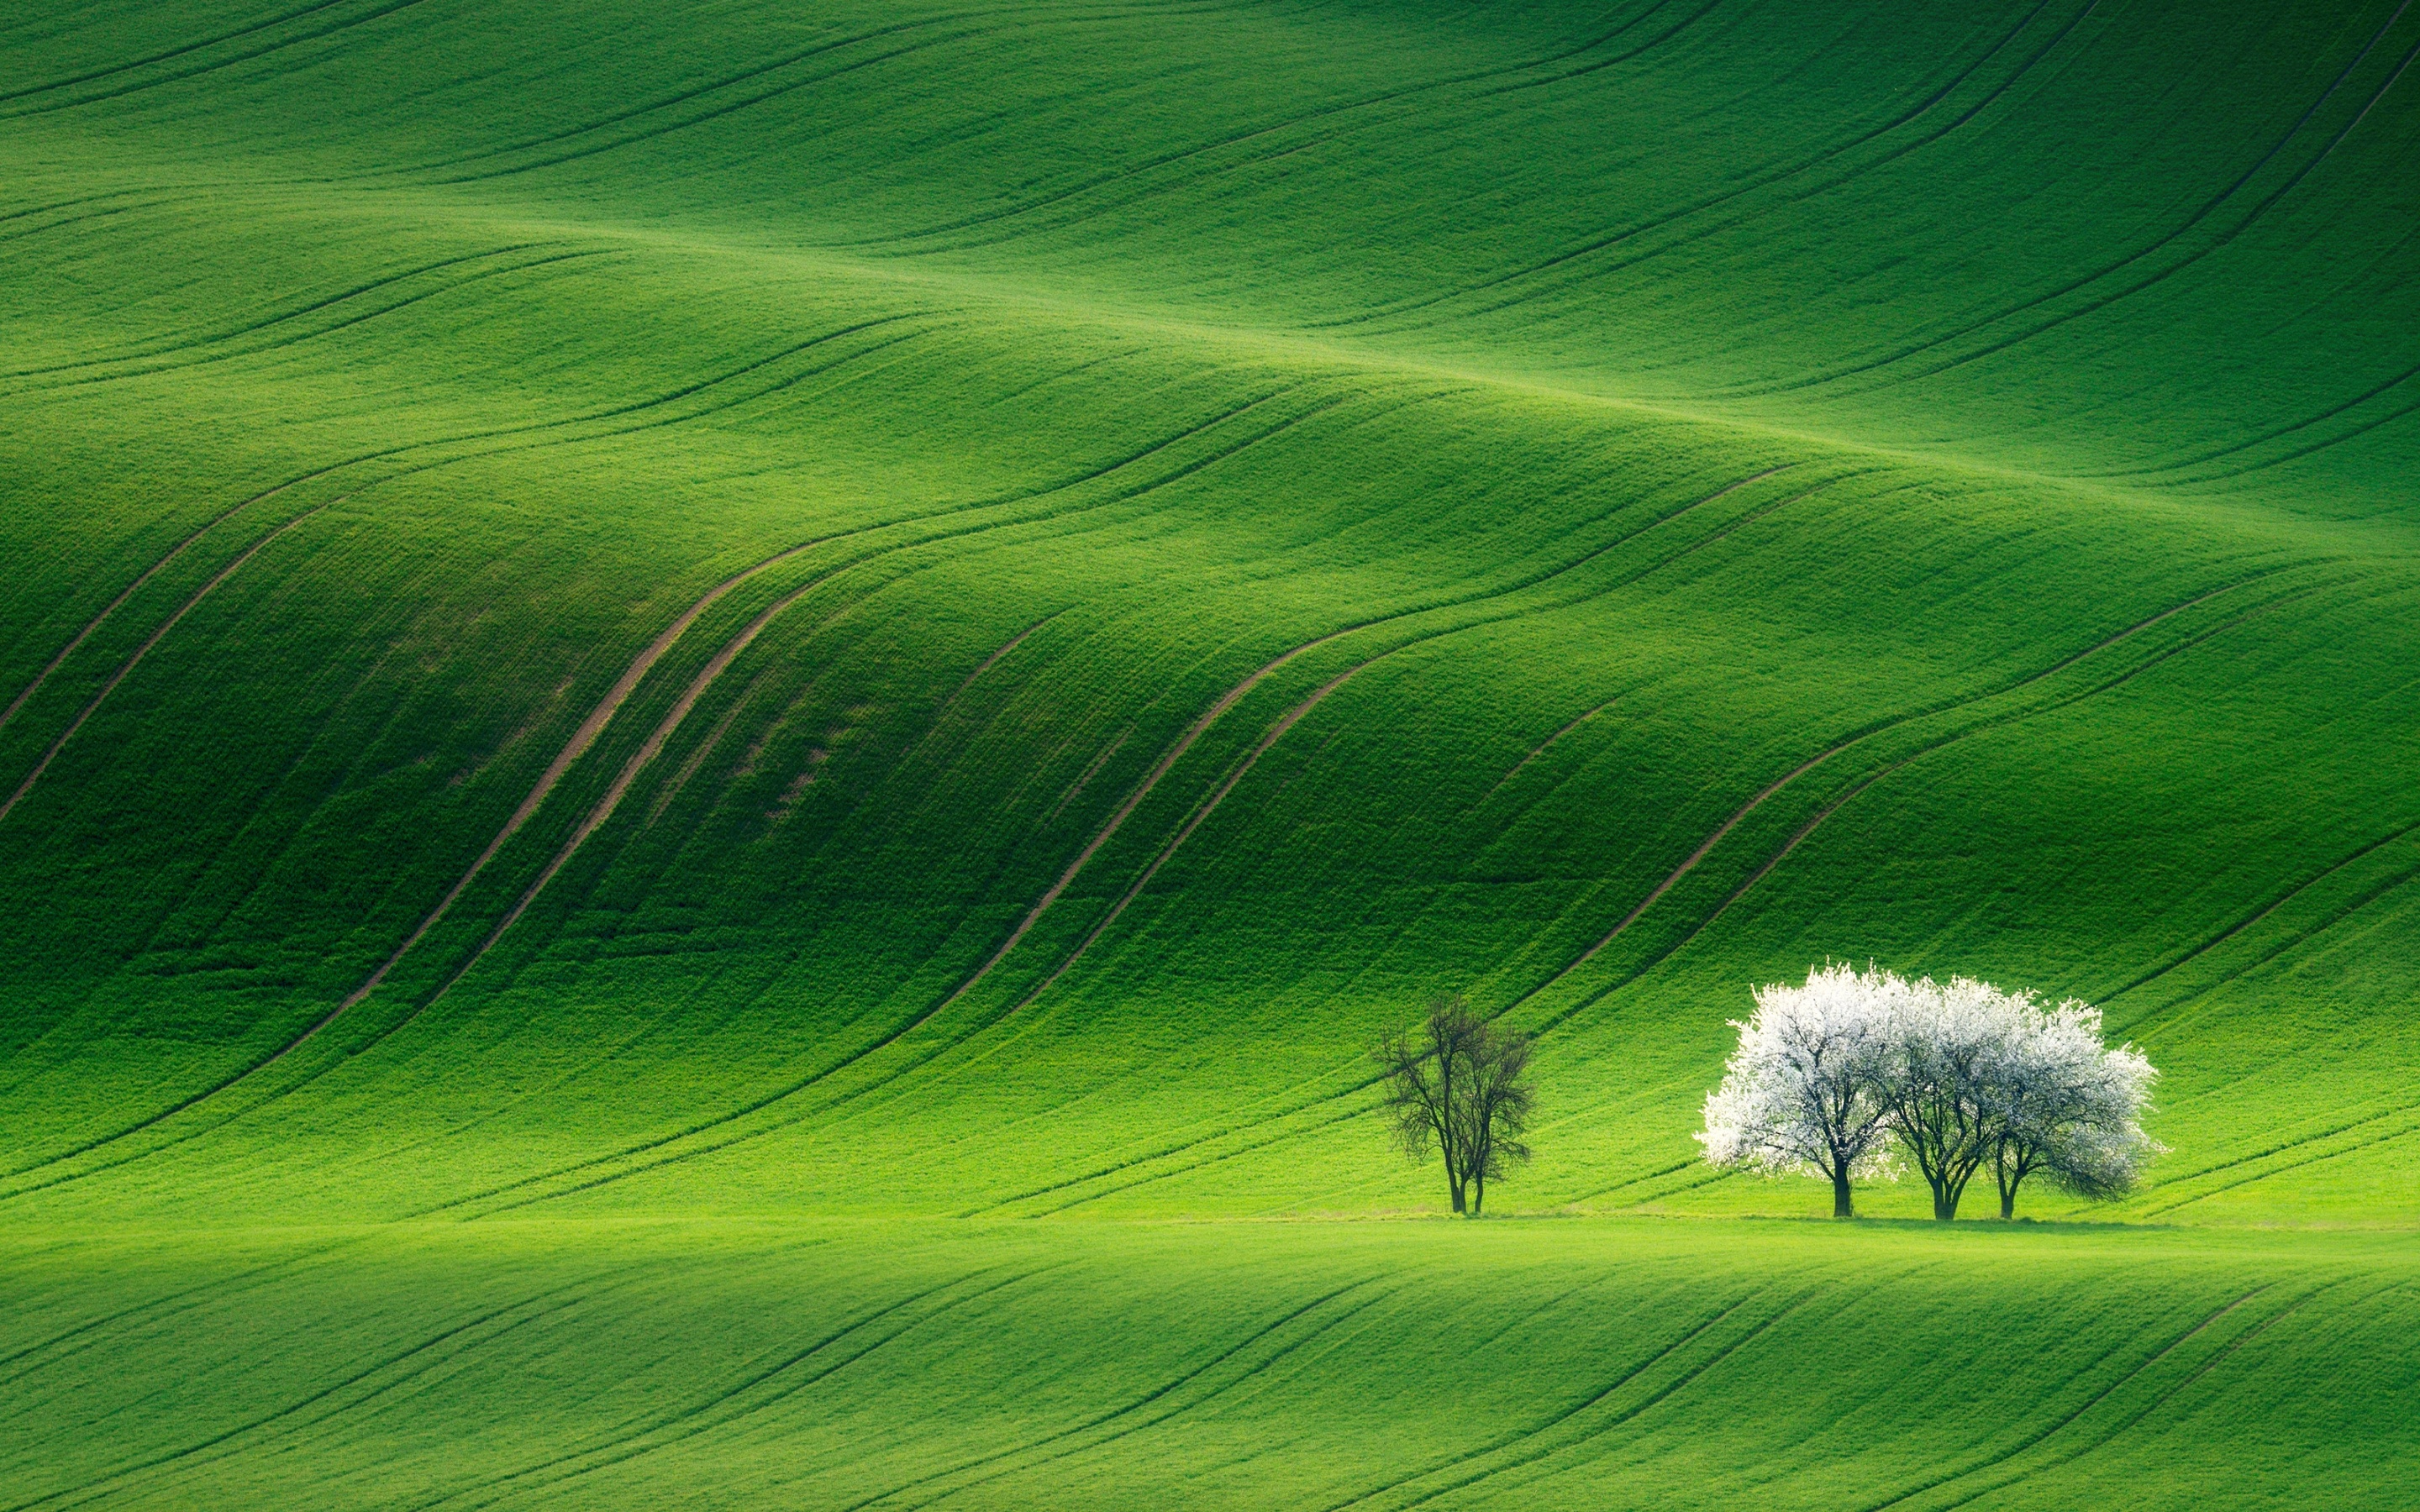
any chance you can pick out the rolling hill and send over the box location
[3,1,2417,1505]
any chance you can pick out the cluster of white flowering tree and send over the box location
[1697,963,2160,1220]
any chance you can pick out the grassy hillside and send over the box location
[3,0,2417,1504]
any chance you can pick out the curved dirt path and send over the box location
[311,536,830,1028]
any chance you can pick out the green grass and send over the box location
[3,0,2417,1504]
[9,1218,2418,1510]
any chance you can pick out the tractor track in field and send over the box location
[1312,1289,1747,1510]
[395,0,1265,188]
[1927,1280,2367,1512]
[408,1266,1055,1512]
[986,472,1848,1024]
[827,0,1691,252]
[1856,1286,2270,1512]
[2138,1096,2420,1218]
[388,1275,966,1511]
[1304,0,2070,333]
[316,537,843,1021]
[2146,350,2420,478]
[1512,574,2337,1043]
[0,313,933,851]
[0,380,1322,1195]
[8,319,941,993]
[883,1288,1406,1509]
[867,608,1073,793]
[0,242,550,383]
[1420,0,2106,340]
[959,564,2324,1215]
[1334,1286,1803,1512]
[2,491,291,740]
[0,1231,382,1394]
[1477,0,1733,100]
[17,385,1359,1205]
[0,0,443,121]
[692,463,1840,1217]
[0,0,356,106]
[2120,844,2420,1045]
[1497,562,2312,1022]
[2104,811,2420,1016]
[852,1278,1392,1511]
[424,462,1807,1217]
[0,308,922,753]
[2139,345,2420,483]
[3,248,607,397]
[383,9,1000,178]
[1476,696,1623,805]
[1620,576,2341,980]
[0,503,328,827]
[1406,1274,1928,1508]
[893,0,1739,259]
[382,391,1354,1026]
[8,1284,585,1512]
[1890,24,2420,402]
[429,29,1006,186]
[1733,0,2415,402]
[0,193,196,247]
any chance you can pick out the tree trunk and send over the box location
[1999,1189,2016,1220]
[1933,1184,1961,1221]
[1448,1173,1465,1213]
[1470,1174,1485,1216]
[1832,1169,1854,1218]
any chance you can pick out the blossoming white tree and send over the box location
[1874,974,2017,1221]
[1701,964,2160,1220]
[1697,963,1902,1218]
[1985,997,2162,1219]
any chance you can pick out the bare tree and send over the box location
[1455,1025,1533,1215]
[1377,998,1481,1213]
[1376,997,1534,1216]
[1699,963,1899,1217]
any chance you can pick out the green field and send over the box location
[3,0,2417,1504]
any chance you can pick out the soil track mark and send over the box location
[405,393,1353,1029]
[1,244,542,383]
[2,491,292,740]
[392,9,995,178]
[7,1286,581,1512]
[1928,1283,2356,1512]
[1,310,914,754]
[0,505,327,827]
[0,384,1312,1194]
[430,465,1803,1215]
[966,568,2317,1215]
[1323,1289,1773,1511]
[1477,696,1622,805]
[319,536,838,1021]
[432,28,1002,186]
